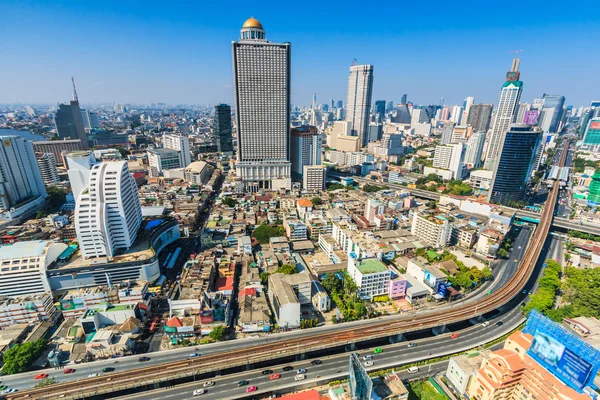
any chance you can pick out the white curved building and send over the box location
[74,159,142,259]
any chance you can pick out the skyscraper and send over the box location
[401,94,407,104]
[232,17,291,191]
[162,134,191,167]
[68,152,142,259]
[484,58,523,170]
[488,124,541,204]
[540,93,566,133]
[0,136,48,213]
[36,153,60,187]
[55,101,89,149]
[374,100,386,123]
[450,105,464,124]
[386,100,394,113]
[464,131,486,168]
[346,64,374,147]
[214,104,233,154]
[466,104,493,132]
[433,143,465,179]
[337,100,343,109]
[290,125,322,181]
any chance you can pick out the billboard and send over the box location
[590,121,600,130]
[424,270,436,288]
[529,332,593,390]
[437,282,447,297]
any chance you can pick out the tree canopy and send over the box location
[311,197,323,206]
[208,325,226,342]
[1,339,47,374]
[46,185,68,209]
[222,197,237,207]
[276,263,296,275]
[252,224,285,244]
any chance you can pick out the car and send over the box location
[522,289,527,294]
[5,388,17,393]
[297,368,307,374]
[407,343,417,348]
[246,386,258,393]
[262,369,273,375]
[64,368,76,374]
[518,246,522,249]
[374,348,383,354]
[482,321,490,327]
[282,366,294,372]
[88,373,100,378]
[495,321,503,326]
[0,385,7,390]
[203,381,215,387]
[238,380,249,386]
[451,333,459,339]
[193,389,206,396]
[269,374,281,380]
[362,355,373,360]
[295,374,306,381]
[34,373,48,380]
[311,359,322,365]
[102,367,115,373]
[138,356,151,362]
[189,353,201,359]
[514,259,519,263]
[364,361,374,367]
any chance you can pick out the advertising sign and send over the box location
[437,282,447,297]
[590,121,600,130]
[60,299,75,310]
[424,270,436,288]
[529,332,593,390]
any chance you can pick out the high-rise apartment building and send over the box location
[484,58,523,170]
[68,152,142,259]
[303,165,326,192]
[290,125,322,181]
[346,64,374,147]
[464,132,486,168]
[36,153,60,187]
[162,133,191,167]
[433,143,465,179]
[232,18,292,192]
[0,136,48,213]
[488,124,541,204]
[466,104,493,132]
[411,212,451,248]
[55,91,89,148]
[214,104,233,154]
[450,105,464,124]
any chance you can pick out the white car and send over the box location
[364,361,374,367]
[295,374,306,381]
[88,373,100,378]
[362,355,373,360]
[193,389,206,396]
[482,321,490,327]
[203,381,215,387]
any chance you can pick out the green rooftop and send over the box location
[356,258,389,274]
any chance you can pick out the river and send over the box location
[0,128,48,141]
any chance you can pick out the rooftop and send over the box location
[356,258,389,274]
[0,240,52,260]
[148,148,179,155]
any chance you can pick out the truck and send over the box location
[407,366,419,374]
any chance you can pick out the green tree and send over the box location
[208,325,226,342]
[496,248,509,258]
[276,263,296,275]
[222,197,237,207]
[116,147,130,158]
[46,185,68,209]
[311,197,323,206]
[34,377,57,388]
[260,272,270,287]
[1,339,47,374]
[322,272,342,294]
[252,224,285,244]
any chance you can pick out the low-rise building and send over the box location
[446,353,484,396]
[347,257,391,300]
[0,293,58,329]
[284,218,307,241]
[411,212,452,248]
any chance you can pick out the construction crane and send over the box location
[71,77,79,102]
[508,50,524,56]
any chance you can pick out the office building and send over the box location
[523,110,540,125]
[214,104,233,154]
[232,17,292,191]
[147,148,182,177]
[450,105,464,124]
[400,94,407,104]
[290,125,322,180]
[488,124,541,204]
[36,153,60,186]
[464,131,486,168]
[411,212,452,248]
[433,143,465,179]
[582,118,600,151]
[540,93,565,133]
[70,154,143,259]
[267,272,312,329]
[386,100,394,113]
[162,134,191,168]
[303,165,326,192]
[66,150,97,200]
[0,241,67,298]
[346,64,374,147]
[440,122,455,145]
[367,123,383,142]
[54,90,88,148]
[0,136,48,218]
[347,257,391,300]
[484,58,523,170]
[470,169,494,190]
[33,139,83,166]
[374,100,386,123]
[466,104,493,132]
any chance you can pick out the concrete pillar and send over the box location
[469,316,485,325]
[388,333,405,344]
[295,352,307,361]
[432,325,449,336]
[344,343,357,352]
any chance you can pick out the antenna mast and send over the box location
[71,77,79,102]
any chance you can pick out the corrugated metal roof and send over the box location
[0,240,49,260]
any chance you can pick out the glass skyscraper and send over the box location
[55,100,89,148]
[489,124,542,204]
[214,104,233,154]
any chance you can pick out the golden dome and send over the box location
[242,17,263,29]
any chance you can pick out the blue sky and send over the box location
[1,0,597,107]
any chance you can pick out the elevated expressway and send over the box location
[7,142,569,400]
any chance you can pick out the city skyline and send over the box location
[1,2,598,106]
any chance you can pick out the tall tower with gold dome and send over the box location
[232,17,292,192]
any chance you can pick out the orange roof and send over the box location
[508,331,533,349]
[166,316,183,328]
[279,390,322,400]
[297,198,313,207]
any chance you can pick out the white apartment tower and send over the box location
[484,58,523,170]
[290,125,322,180]
[232,17,292,192]
[346,64,374,148]
[36,153,60,186]
[68,152,143,259]
[0,136,47,212]
[433,143,465,179]
[162,133,191,168]
[464,132,486,168]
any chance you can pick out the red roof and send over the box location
[279,390,322,400]
[216,276,234,291]
[166,316,183,328]
[239,287,257,298]
[133,172,145,179]
[297,198,313,207]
